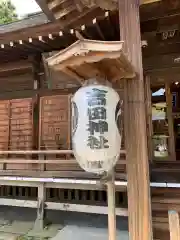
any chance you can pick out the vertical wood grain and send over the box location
[39,95,71,170]
[168,210,180,240]
[7,98,34,170]
[144,75,153,161]
[35,183,46,231]
[32,54,45,170]
[165,83,176,161]
[107,172,116,240]
[118,0,153,239]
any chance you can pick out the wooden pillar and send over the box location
[32,56,46,230]
[32,54,45,170]
[144,75,153,161]
[107,172,116,240]
[34,183,46,231]
[31,54,41,150]
[168,210,180,240]
[118,0,153,239]
[165,83,176,160]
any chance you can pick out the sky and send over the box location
[10,0,41,17]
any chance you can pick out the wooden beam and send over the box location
[142,42,180,59]
[0,198,37,208]
[0,149,74,154]
[0,177,127,192]
[0,8,104,45]
[73,0,83,12]
[54,5,76,19]
[0,60,32,73]
[46,202,128,216]
[118,0,153,240]
[18,40,42,53]
[168,210,180,240]
[140,0,180,22]
[141,16,180,34]
[0,169,126,180]
[0,197,128,216]
[0,159,77,164]
[61,67,84,84]
[80,24,94,39]
[141,0,161,4]
[75,30,85,40]
[104,12,116,40]
[165,83,176,160]
[48,0,66,10]
[92,18,105,40]
[35,0,55,21]
[143,53,180,72]
[147,69,180,82]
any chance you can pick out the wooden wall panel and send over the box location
[42,53,79,90]
[9,98,33,150]
[39,95,71,170]
[6,98,34,170]
[41,70,79,90]
[0,101,10,169]
[0,72,33,94]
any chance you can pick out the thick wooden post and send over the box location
[32,54,45,170]
[168,210,180,240]
[165,83,176,160]
[118,0,153,239]
[34,183,46,231]
[107,172,116,240]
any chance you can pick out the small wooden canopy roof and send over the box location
[46,39,136,83]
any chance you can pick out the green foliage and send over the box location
[0,0,18,24]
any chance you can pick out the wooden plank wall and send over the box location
[0,72,34,100]
[152,187,180,240]
[0,63,35,170]
[40,70,79,90]
[7,98,34,170]
[39,94,72,171]
[39,94,71,150]
[9,98,33,151]
[0,101,10,169]
[0,98,34,170]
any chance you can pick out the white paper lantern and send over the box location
[72,83,122,175]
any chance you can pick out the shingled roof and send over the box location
[0,12,48,34]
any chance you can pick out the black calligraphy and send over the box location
[87,88,109,150]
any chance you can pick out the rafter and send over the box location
[35,0,55,21]
[48,0,67,10]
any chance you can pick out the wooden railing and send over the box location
[0,150,127,179]
[0,150,74,164]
